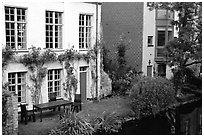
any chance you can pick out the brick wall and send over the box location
[102,2,144,71]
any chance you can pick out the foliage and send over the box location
[2,83,11,135]
[58,47,95,63]
[49,111,94,135]
[103,35,142,96]
[90,112,122,134]
[49,111,122,135]
[20,47,57,71]
[171,67,202,95]
[62,62,78,101]
[2,47,16,69]
[112,69,141,96]
[147,2,202,92]
[20,47,56,104]
[129,77,177,119]
[58,49,78,101]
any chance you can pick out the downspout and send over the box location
[95,2,99,101]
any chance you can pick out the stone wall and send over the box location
[3,94,18,135]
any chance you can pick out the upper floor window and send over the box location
[157,31,165,47]
[8,72,26,103]
[147,36,153,47]
[5,6,27,50]
[157,9,174,19]
[46,11,62,49]
[79,14,92,50]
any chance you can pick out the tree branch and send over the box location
[184,61,202,67]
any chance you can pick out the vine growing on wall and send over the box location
[2,83,11,135]
[20,47,57,104]
[3,45,97,104]
[2,47,16,70]
[58,47,96,101]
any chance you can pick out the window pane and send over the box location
[48,70,53,80]
[157,31,165,46]
[79,14,91,49]
[17,23,26,49]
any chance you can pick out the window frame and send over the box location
[8,72,27,103]
[47,69,62,99]
[45,10,63,49]
[79,14,92,50]
[147,36,153,47]
[5,6,27,50]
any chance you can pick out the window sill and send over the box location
[148,45,154,47]
[79,49,89,51]
[44,48,64,52]
[10,49,29,53]
[56,97,63,100]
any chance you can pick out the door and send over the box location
[80,67,87,102]
[147,65,152,77]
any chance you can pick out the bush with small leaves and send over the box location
[129,77,177,119]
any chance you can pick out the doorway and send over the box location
[80,66,88,102]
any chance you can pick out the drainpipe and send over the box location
[95,2,99,101]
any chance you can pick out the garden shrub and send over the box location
[90,112,122,134]
[49,112,94,135]
[112,70,142,96]
[129,77,177,119]
[2,84,11,135]
[49,111,122,135]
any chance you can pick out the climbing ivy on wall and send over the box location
[20,47,57,104]
[2,47,16,70]
[2,46,97,104]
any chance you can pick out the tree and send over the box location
[148,2,202,93]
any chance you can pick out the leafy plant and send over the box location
[129,77,177,119]
[90,112,122,134]
[49,111,94,135]
[20,47,56,104]
[148,2,202,93]
[2,83,11,135]
[103,35,142,96]
[2,47,16,69]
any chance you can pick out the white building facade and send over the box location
[1,2,102,110]
[142,2,177,79]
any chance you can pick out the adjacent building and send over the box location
[102,2,177,78]
[1,2,102,110]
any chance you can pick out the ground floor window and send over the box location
[8,72,26,103]
[48,69,61,99]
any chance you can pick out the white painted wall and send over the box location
[1,2,101,110]
[142,3,156,76]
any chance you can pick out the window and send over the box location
[147,36,153,47]
[48,69,61,99]
[8,72,26,103]
[156,30,173,57]
[79,14,92,49]
[147,65,152,77]
[5,6,27,50]
[157,31,165,46]
[46,11,62,49]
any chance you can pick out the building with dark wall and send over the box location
[102,2,144,72]
[102,2,176,78]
